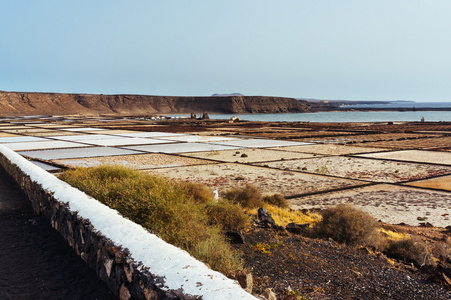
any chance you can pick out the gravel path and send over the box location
[0,168,116,300]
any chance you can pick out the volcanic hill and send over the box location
[0,91,324,116]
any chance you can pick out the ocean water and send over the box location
[340,101,451,109]
[205,102,451,122]
[167,102,451,122]
[208,111,451,122]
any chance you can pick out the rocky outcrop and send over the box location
[0,91,319,116]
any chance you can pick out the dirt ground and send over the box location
[0,168,116,300]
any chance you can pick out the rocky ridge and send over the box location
[0,91,321,116]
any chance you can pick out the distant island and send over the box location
[300,99,415,105]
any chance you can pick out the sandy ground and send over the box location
[406,174,451,191]
[21,130,82,137]
[354,136,451,149]
[184,148,319,163]
[0,133,18,137]
[289,184,451,227]
[153,162,365,197]
[299,132,440,144]
[268,144,389,155]
[29,124,78,128]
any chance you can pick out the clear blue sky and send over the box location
[1,1,451,101]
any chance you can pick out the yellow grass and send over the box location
[379,228,409,241]
[247,204,322,227]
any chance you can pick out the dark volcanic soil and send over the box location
[234,227,451,299]
[0,168,116,300]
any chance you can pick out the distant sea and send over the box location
[206,102,451,123]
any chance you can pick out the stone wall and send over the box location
[0,146,255,300]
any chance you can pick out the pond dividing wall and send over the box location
[0,145,255,300]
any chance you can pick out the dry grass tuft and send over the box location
[263,193,289,208]
[223,184,264,208]
[179,181,214,204]
[384,237,433,266]
[205,199,251,231]
[314,204,381,246]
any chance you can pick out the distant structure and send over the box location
[211,93,244,97]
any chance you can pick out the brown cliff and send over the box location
[0,91,321,116]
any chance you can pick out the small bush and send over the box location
[432,239,451,263]
[314,204,380,246]
[193,228,244,272]
[263,193,288,208]
[223,184,264,209]
[384,237,432,266]
[204,200,250,231]
[179,181,214,204]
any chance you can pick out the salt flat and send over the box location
[185,148,319,163]
[3,118,451,230]
[270,144,389,155]
[54,153,215,169]
[357,149,451,165]
[51,134,123,141]
[153,163,365,197]
[289,184,451,227]
[30,160,62,172]
[73,137,177,147]
[124,142,242,153]
[208,139,312,148]
[18,147,143,160]
[0,136,49,143]
[62,127,107,132]
[255,156,451,183]
[2,140,89,151]
[117,132,187,138]
[154,135,240,143]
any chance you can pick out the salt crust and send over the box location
[0,145,255,299]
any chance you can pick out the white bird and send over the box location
[213,190,219,200]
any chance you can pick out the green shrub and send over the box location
[314,204,380,246]
[263,193,288,208]
[204,199,250,231]
[384,237,432,266]
[194,231,244,271]
[223,184,264,208]
[59,165,243,273]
